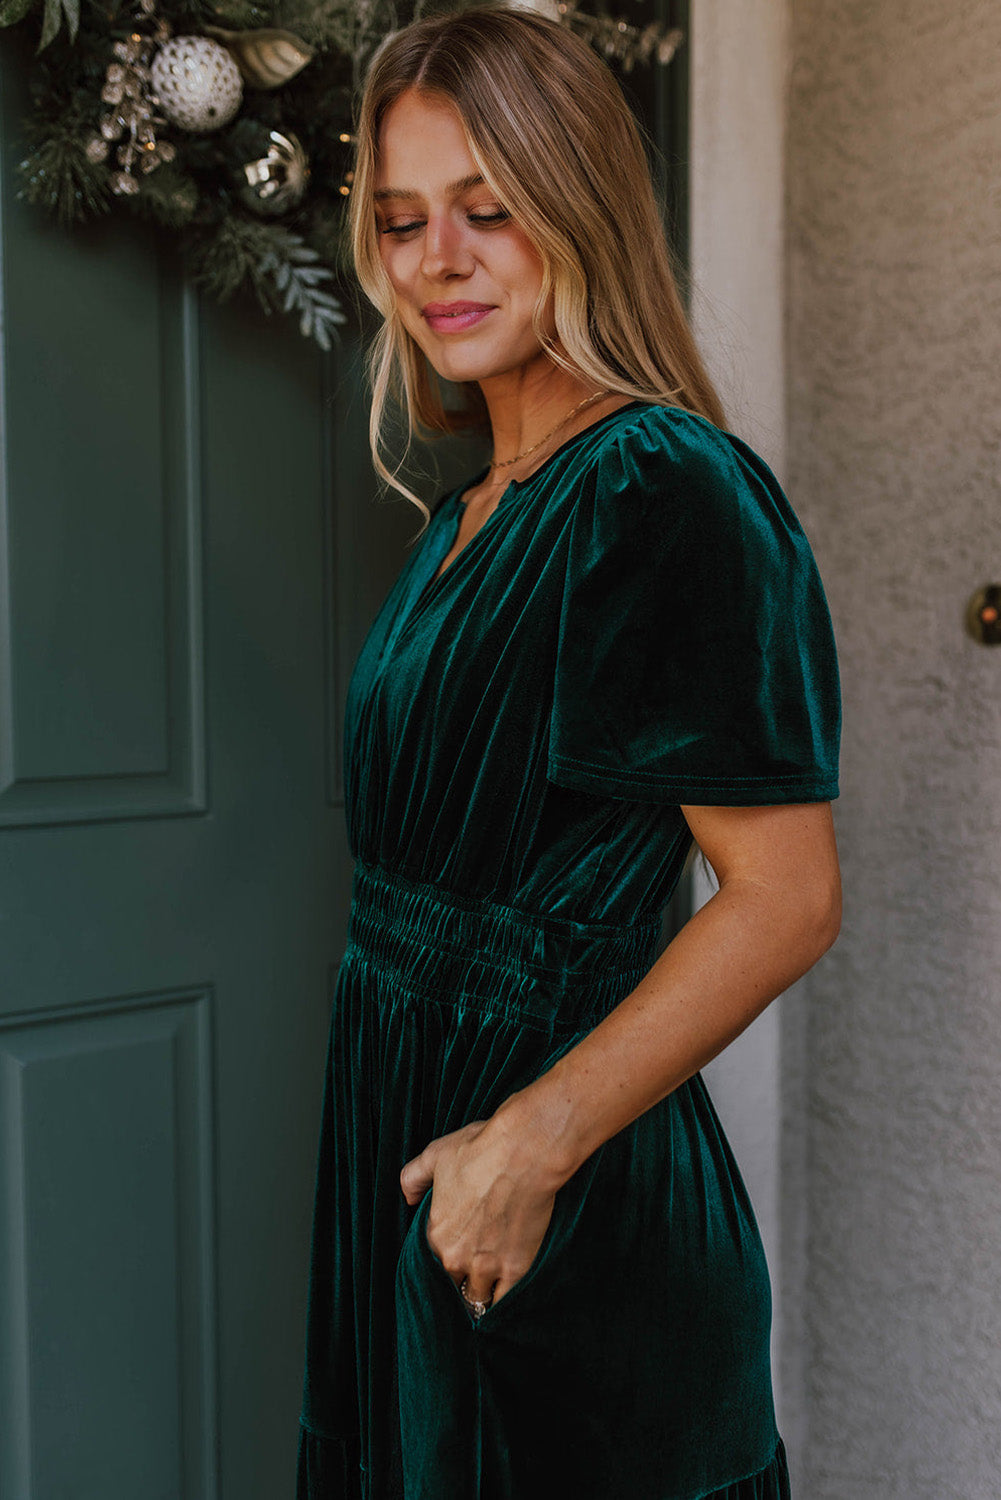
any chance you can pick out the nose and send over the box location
[419,211,474,281]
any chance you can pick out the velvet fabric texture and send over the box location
[297,401,841,1499]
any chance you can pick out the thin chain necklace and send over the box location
[488,390,611,472]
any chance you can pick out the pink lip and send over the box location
[422,301,494,332]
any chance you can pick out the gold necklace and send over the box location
[488,390,611,472]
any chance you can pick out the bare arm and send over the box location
[496,800,842,1188]
[402,801,841,1304]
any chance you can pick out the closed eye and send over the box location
[379,210,511,237]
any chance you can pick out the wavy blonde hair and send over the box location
[349,2,727,524]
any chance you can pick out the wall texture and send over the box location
[687,0,801,1458]
[689,0,789,469]
[787,2,1001,1494]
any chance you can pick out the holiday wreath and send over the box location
[1,0,682,348]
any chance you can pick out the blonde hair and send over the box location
[349,2,727,525]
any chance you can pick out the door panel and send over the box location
[1,177,203,822]
[2,990,213,1499]
[0,25,414,1499]
[0,11,689,1495]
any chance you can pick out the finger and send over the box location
[400,1141,437,1202]
[401,1118,490,1202]
[460,1273,499,1307]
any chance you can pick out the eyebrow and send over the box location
[373,173,487,203]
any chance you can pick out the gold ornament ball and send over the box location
[235,129,310,216]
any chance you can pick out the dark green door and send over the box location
[0,27,422,1498]
[0,12,688,1496]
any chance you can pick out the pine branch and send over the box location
[185,212,277,301]
[130,161,202,229]
[185,214,346,349]
[17,124,111,225]
[276,0,358,53]
[304,198,352,279]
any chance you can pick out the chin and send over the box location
[419,350,497,385]
[436,358,497,385]
[431,346,541,388]
[404,316,543,385]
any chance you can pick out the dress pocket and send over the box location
[408,1147,605,1333]
[407,1187,481,1326]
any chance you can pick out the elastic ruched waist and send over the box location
[344,859,663,1034]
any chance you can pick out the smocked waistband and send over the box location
[344,859,662,1034]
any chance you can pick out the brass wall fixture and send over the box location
[966,584,1001,645]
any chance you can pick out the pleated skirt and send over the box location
[297,860,791,1500]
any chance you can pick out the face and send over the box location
[373,88,554,388]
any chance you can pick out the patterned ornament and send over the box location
[234,128,310,216]
[150,36,243,133]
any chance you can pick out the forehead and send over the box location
[374,89,480,192]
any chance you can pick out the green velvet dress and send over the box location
[296,400,841,1500]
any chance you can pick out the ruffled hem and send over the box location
[295,1423,790,1500]
[696,1438,791,1500]
[296,1422,362,1500]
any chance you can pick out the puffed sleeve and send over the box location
[546,406,841,805]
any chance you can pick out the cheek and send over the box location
[502,247,545,311]
[508,263,546,324]
[379,249,420,314]
[508,230,545,285]
[377,240,403,284]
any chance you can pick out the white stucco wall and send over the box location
[689,0,789,471]
[687,0,804,1462]
[692,4,1001,1493]
[786,3,1001,1495]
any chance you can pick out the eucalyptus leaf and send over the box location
[0,0,36,31]
[36,0,76,49]
[36,0,61,50]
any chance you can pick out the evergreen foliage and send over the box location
[0,0,681,348]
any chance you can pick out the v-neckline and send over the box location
[418,398,648,604]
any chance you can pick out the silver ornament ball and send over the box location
[236,129,310,216]
[150,36,243,133]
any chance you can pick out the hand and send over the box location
[401,1111,559,1309]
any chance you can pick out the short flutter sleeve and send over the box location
[546,406,841,805]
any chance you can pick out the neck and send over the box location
[476,357,611,474]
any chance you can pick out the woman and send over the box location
[297,7,841,1499]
